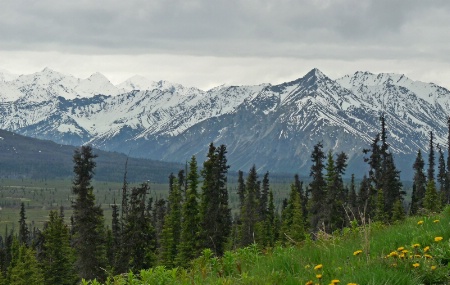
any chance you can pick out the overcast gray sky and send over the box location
[1,0,449,89]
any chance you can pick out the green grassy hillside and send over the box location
[85,209,450,285]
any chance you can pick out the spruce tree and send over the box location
[1,228,13,277]
[363,134,382,192]
[324,151,337,232]
[293,174,307,226]
[237,170,246,211]
[263,190,276,247]
[374,189,387,223]
[121,158,129,226]
[240,165,259,247]
[260,172,270,221]
[152,198,167,249]
[160,180,182,267]
[382,153,403,221]
[428,131,435,181]
[410,150,426,214]
[309,142,326,232]
[281,183,305,244]
[177,156,200,266]
[18,203,29,246]
[357,175,371,221]
[71,145,107,281]
[122,183,156,272]
[215,144,232,255]
[391,199,405,222]
[437,145,446,203]
[199,143,231,256]
[40,210,77,285]
[347,174,358,220]
[323,151,347,232]
[363,115,404,220]
[424,179,440,212]
[9,245,44,285]
[178,169,186,199]
[110,200,121,273]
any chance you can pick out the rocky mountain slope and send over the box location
[0,67,449,179]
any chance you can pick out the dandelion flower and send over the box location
[331,280,340,284]
[305,281,313,285]
[434,220,440,223]
[397,246,405,251]
[417,220,424,225]
[402,249,409,254]
[304,265,311,269]
[347,283,358,285]
[414,254,421,258]
[424,246,430,252]
[434,237,443,242]
[424,254,433,259]
[316,274,322,279]
[431,265,437,270]
[413,243,420,248]
[353,250,363,256]
[412,263,420,268]
[314,264,323,270]
[389,251,398,257]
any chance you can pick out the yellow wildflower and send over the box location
[424,254,433,259]
[412,263,420,268]
[424,246,430,252]
[389,251,398,257]
[314,264,323,270]
[347,283,358,285]
[412,243,420,248]
[431,265,437,270]
[414,254,421,258]
[305,265,311,269]
[402,249,409,254]
[316,274,323,279]
[399,253,405,259]
[397,246,405,251]
[305,281,313,285]
[331,280,340,284]
[434,237,443,242]
[417,220,424,225]
[434,220,440,223]
[353,250,363,256]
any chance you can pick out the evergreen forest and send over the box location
[1,115,450,284]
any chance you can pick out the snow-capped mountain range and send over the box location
[0,67,449,179]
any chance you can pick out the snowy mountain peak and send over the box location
[0,69,18,82]
[117,75,156,93]
[303,68,327,81]
[336,71,447,106]
[75,72,119,97]
[41,67,57,74]
[87,72,109,82]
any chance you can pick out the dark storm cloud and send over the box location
[1,0,449,61]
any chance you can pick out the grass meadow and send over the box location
[83,208,450,285]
